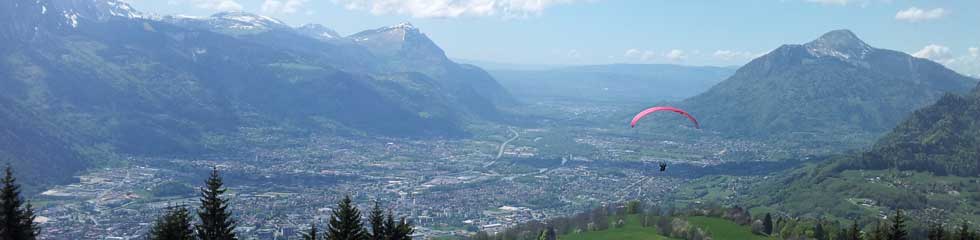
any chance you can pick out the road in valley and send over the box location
[485,127,520,168]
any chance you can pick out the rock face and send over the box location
[680,29,977,143]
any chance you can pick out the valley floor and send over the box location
[31,99,842,239]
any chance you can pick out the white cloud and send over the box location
[895,7,947,22]
[262,0,310,14]
[957,47,980,77]
[624,49,641,57]
[625,48,689,62]
[665,49,686,61]
[335,0,588,18]
[712,50,755,61]
[910,45,980,77]
[624,49,656,61]
[913,44,954,64]
[191,0,243,11]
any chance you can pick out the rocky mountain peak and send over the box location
[804,29,875,60]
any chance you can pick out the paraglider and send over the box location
[630,106,699,129]
[630,106,700,173]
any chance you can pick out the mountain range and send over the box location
[0,0,511,186]
[680,30,977,146]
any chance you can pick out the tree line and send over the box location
[478,200,980,240]
[0,165,414,240]
[149,167,415,240]
[761,208,978,240]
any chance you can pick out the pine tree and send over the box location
[327,195,367,240]
[196,167,237,240]
[303,224,319,240]
[836,227,850,240]
[888,209,908,240]
[537,227,557,240]
[148,206,195,240]
[848,222,862,240]
[0,165,39,240]
[958,222,974,240]
[763,213,773,235]
[815,222,828,240]
[928,223,946,240]
[869,221,888,240]
[16,204,36,239]
[391,217,414,240]
[368,201,385,240]
[383,211,397,239]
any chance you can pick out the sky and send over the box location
[126,0,979,76]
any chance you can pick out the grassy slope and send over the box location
[561,215,674,240]
[560,215,766,240]
[687,216,769,240]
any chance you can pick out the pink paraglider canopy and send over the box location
[630,106,700,129]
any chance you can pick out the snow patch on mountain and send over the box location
[215,12,285,26]
[63,10,78,28]
[803,29,876,66]
[390,22,416,30]
[103,0,143,19]
[205,12,289,31]
[160,11,290,34]
[297,23,342,41]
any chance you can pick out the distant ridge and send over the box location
[680,29,977,145]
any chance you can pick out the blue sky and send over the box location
[127,0,979,75]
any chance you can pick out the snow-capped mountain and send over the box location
[1,0,143,37]
[47,0,144,21]
[162,11,290,34]
[209,11,288,30]
[1,0,514,143]
[296,23,342,41]
[348,22,447,62]
[350,22,421,44]
[803,29,875,66]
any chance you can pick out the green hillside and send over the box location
[849,90,980,176]
[687,216,769,240]
[720,84,980,225]
[558,214,767,240]
[561,215,675,240]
